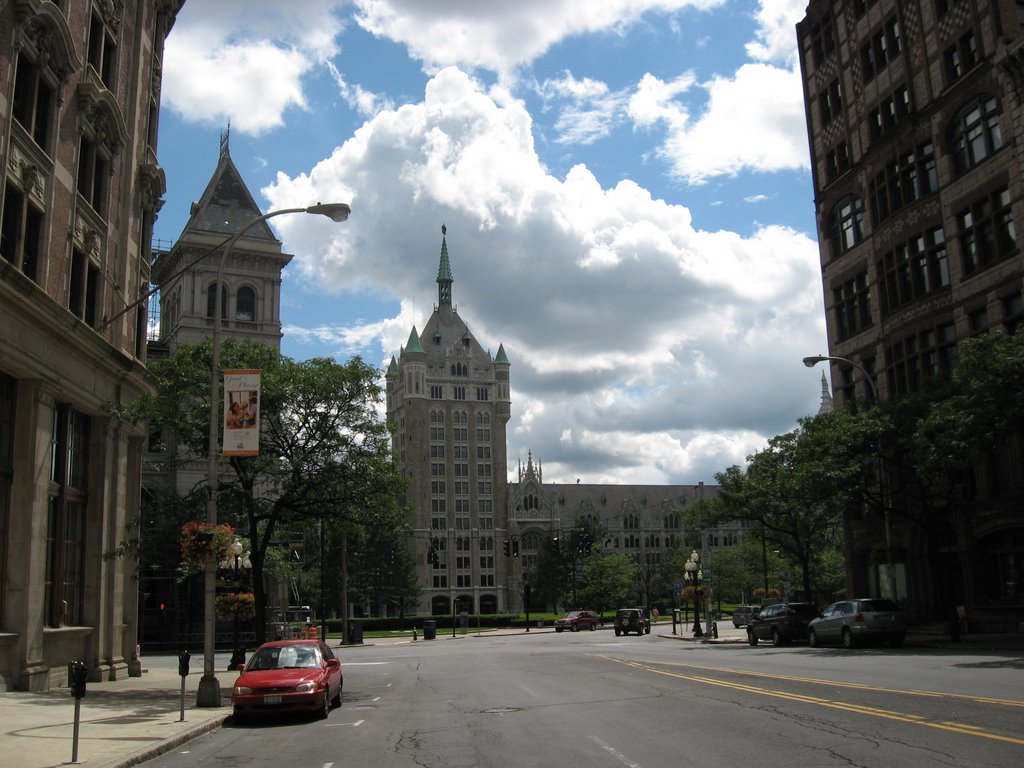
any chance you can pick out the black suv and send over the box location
[614,608,650,636]
[746,602,818,646]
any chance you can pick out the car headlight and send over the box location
[234,685,252,695]
[294,681,317,692]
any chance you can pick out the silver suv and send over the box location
[731,605,759,627]
[808,598,906,648]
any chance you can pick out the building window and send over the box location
[430,445,445,458]
[0,184,44,283]
[885,323,957,396]
[868,86,911,142]
[833,271,872,340]
[12,53,56,151]
[476,387,489,401]
[944,31,978,85]
[430,385,443,398]
[819,79,842,127]
[878,227,950,316]
[453,386,466,400]
[808,13,837,66]
[87,9,118,89]
[236,287,256,321]
[46,404,90,627]
[957,188,1016,277]
[860,16,902,83]
[830,196,864,256]
[206,283,228,319]
[950,96,1003,175]
[77,134,111,216]
[824,142,850,185]
[1002,292,1024,333]
[431,515,447,529]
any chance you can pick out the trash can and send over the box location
[423,619,436,640]
[347,620,363,645]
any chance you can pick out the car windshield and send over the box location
[248,645,321,670]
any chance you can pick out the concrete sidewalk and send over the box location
[2,625,1020,768]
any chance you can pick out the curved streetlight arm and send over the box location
[802,354,878,401]
[197,203,350,707]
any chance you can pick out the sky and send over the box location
[154,0,830,487]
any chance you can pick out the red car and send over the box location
[554,610,600,632]
[232,639,342,721]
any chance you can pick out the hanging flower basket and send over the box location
[180,521,235,575]
[753,587,781,599]
[216,592,256,621]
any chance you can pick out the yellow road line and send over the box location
[598,656,1024,747]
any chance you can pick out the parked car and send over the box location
[746,602,818,646]
[614,607,650,636]
[554,610,600,632]
[731,605,760,628]
[232,639,342,721]
[808,598,907,648]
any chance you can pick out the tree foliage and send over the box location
[138,339,407,641]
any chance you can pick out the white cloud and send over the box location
[630,64,808,184]
[262,66,825,483]
[162,0,345,133]
[352,0,725,76]
[746,0,807,64]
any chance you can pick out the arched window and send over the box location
[206,283,227,319]
[950,96,1002,174]
[830,196,864,255]
[236,286,256,321]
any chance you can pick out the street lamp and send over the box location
[228,539,246,671]
[803,354,897,603]
[684,550,703,637]
[196,202,351,708]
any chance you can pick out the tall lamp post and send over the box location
[684,550,703,637]
[196,203,351,707]
[228,539,246,671]
[802,354,897,602]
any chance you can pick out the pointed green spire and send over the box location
[495,343,510,365]
[437,223,453,307]
[405,326,425,354]
[386,356,399,377]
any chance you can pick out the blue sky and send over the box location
[155,0,829,485]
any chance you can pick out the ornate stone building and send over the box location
[0,0,185,690]
[386,230,727,615]
[797,0,1024,624]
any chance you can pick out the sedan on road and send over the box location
[808,598,907,648]
[554,610,600,632]
[747,602,819,646]
[232,639,342,721]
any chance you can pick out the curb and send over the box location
[100,714,230,768]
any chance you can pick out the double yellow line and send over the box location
[598,656,1024,746]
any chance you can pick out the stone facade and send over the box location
[0,0,185,690]
[797,0,1024,623]
[386,230,728,615]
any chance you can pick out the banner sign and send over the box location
[223,369,261,456]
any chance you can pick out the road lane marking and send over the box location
[598,656,1024,747]
[591,736,641,767]
[325,720,364,727]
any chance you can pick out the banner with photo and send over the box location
[223,369,261,456]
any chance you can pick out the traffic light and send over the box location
[427,538,439,565]
[512,539,520,558]
[503,539,511,557]
[553,536,560,554]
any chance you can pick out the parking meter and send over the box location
[178,650,191,677]
[68,661,88,699]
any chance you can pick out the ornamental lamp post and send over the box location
[684,550,703,637]
[228,539,245,671]
[196,203,352,708]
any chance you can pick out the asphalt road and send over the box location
[142,631,1024,768]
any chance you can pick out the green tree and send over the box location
[576,549,635,615]
[137,339,407,642]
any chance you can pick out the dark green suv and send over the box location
[614,608,650,636]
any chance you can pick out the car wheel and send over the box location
[319,686,331,719]
[232,709,246,724]
[572,623,579,632]
[555,627,563,632]
[589,622,595,631]
[842,628,856,649]
[748,630,758,646]
[615,628,621,636]
[808,628,819,648]
[890,634,905,648]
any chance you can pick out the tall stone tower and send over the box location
[150,130,293,354]
[386,227,511,615]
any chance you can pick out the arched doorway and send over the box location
[431,595,450,616]
[479,594,497,614]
